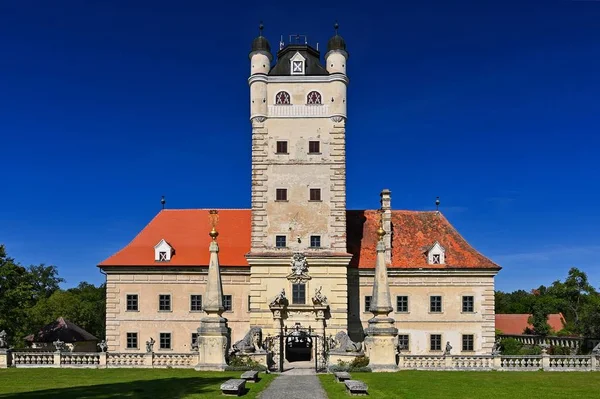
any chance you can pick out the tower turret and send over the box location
[325,22,348,75]
[249,23,272,122]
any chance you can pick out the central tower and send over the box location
[246,24,352,338]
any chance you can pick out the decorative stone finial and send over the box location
[334,21,339,34]
[435,196,440,212]
[259,21,264,36]
[209,210,219,241]
[161,195,166,209]
[377,210,386,240]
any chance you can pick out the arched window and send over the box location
[306,91,322,105]
[275,91,291,105]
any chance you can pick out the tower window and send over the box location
[310,235,321,248]
[292,283,306,304]
[275,91,291,105]
[126,294,138,311]
[308,141,320,153]
[309,188,321,201]
[275,235,287,248]
[462,296,474,313]
[307,91,322,105]
[276,188,288,201]
[276,141,288,154]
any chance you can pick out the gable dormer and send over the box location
[290,51,306,75]
[426,241,445,265]
[154,239,173,262]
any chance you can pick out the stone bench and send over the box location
[344,380,368,396]
[220,379,246,396]
[333,371,352,382]
[240,370,259,383]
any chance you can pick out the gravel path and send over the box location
[258,375,327,399]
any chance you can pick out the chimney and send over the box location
[380,189,392,265]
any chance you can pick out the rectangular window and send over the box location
[310,235,321,248]
[276,141,288,154]
[432,254,441,264]
[430,334,442,351]
[396,296,408,313]
[126,294,138,311]
[223,295,232,311]
[308,141,320,153]
[190,295,202,311]
[276,188,288,201]
[275,235,287,248]
[158,251,167,261]
[462,334,474,351]
[292,283,306,304]
[430,296,442,313]
[191,332,198,346]
[159,294,171,311]
[248,295,251,312]
[309,188,321,201]
[462,296,474,313]
[126,332,138,349]
[398,335,410,351]
[364,296,372,312]
[159,333,171,350]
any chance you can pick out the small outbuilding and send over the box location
[24,317,99,352]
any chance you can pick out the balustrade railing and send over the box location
[548,355,592,371]
[500,356,542,370]
[13,352,55,367]
[153,353,196,368]
[403,355,445,369]
[106,352,146,367]
[61,353,100,367]
[452,355,494,369]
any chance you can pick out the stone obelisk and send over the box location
[364,210,398,371]
[196,210,230,371]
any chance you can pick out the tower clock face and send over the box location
[292,60,303,74]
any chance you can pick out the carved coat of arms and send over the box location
[288,253,311,283]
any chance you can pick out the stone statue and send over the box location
[592,342,600,355]
[312,286,328,305]
[330,331,362,353]
[231,327,264,354]
[53,339,65,352]
[290,253,308,276]
[191,339,199,351]
[444,341,452,356]
[97,340,108,353]
[146,337,155,353]
[270,289,287,307]
[0,330,7,349]
[491,340,501,356]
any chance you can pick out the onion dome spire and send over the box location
[327,21,347,53]
[251,21,271,54]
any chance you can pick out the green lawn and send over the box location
[319,371,600,399]
[0,369,274,399]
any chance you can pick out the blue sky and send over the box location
[1,1,598,292]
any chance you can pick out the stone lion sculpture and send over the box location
[231,327,264,354]
[592,342,600,355]
[330,331,362,353]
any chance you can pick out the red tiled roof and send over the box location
[495,314,566,335]
[24,317,99,343]
[347,210,498,269]
[99,209,498,269]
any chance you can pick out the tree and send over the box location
[546,267,597,331]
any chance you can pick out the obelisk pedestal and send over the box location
[364,219,398,372]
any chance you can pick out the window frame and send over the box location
[191,332,198,347]
[190,294,203,312]
[398,334,410,351]
[222,295,233,312]
[306,90,322,105]
[292,283,306,305]
[309,235,321,248]
[309,188,322,202]
[159,332,172,350]
[462,334,475,352]
[430,334,442,351]
[158,251,168,262]
[275,235,287,248]
[276,141,288,154]
[364,296,372,313]
[126,332,138,349]
[159,294,171,312]
[275,188,288,201]
[462,295,475,313]
[275,91,291,105]
[126,294,139,312]
[308,140,320,154]
[430,295,442,313]
[396,295,409,313]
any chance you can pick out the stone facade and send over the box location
[99,28,500,360]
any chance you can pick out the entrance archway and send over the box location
[285,331,313,362]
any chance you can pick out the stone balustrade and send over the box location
[13,352,56,368]
[153,353,197,368]
[61,353,101,367]
[547,355,592,371]
[500,356,542,370]
[401,355,446,369]
[498,334,583,351]
[267,104,330,118]
[452,355,494,369]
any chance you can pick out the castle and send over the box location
[99,25,500,361]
